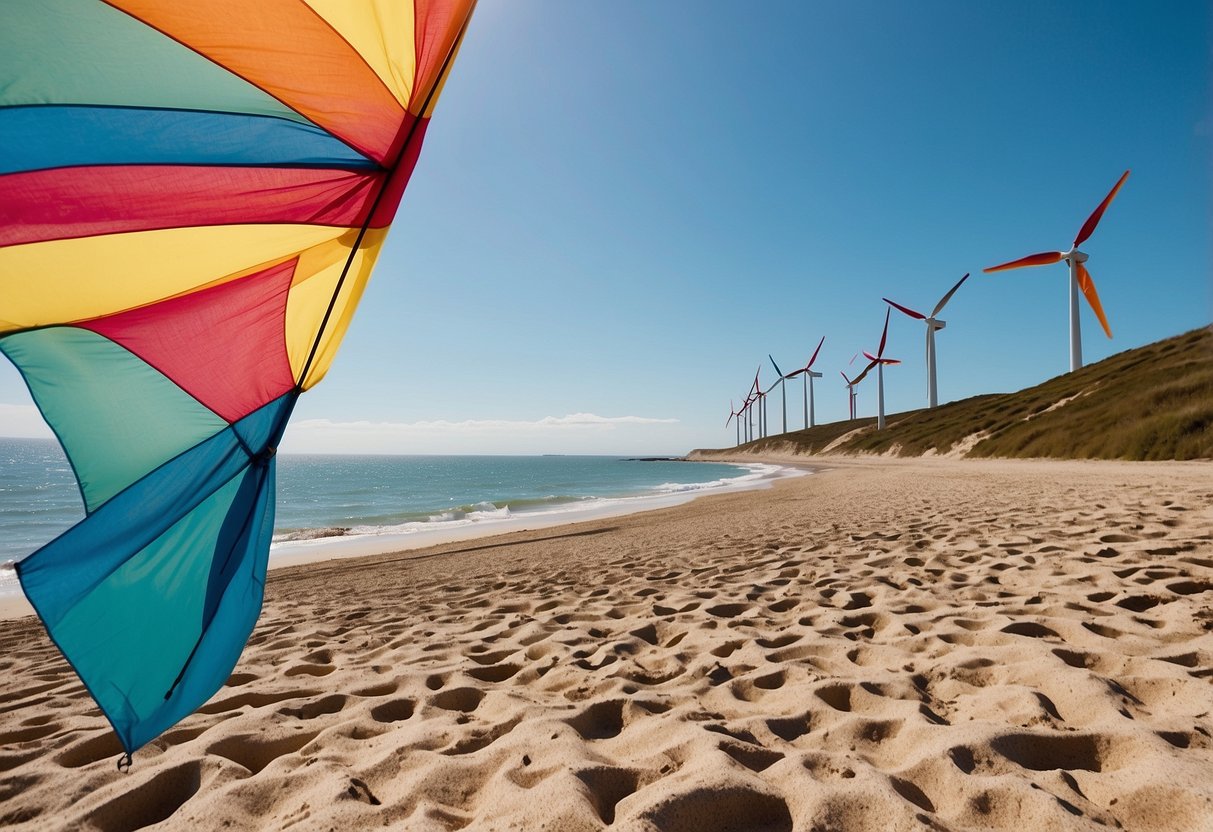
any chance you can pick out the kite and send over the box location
[0,0,476,761]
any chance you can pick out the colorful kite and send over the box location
[0,0,475,760]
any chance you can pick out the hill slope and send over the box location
[695,327,1212,461]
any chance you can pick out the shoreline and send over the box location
[0,460,809,620]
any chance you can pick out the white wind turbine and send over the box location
[840,371,857,420]
[883,273,969,408]
[737,371,756,443]
[839,365,871,421]
[768,354,788,434]
[860,309,900,430]
[725,400,740,447]
[742,391,754,443]
[984,170,1128,372]
[753,366,769,439]
[784,336,825,429]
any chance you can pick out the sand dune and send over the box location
[1,457,1211,831]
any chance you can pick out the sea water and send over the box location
[0,438,781,569]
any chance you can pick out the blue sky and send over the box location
[2,1,1209,454]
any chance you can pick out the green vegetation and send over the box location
[716,327,1212,461]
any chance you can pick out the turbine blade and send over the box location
[840,371,851,384]
[877,308,891,357]
[862,350,878,362]
[851,361,876,385]
[769,354,785,378]
[807,335,825,369]
[1074,170,1130,247]
[984,251,1064,272]
[1076,262,1113,338]
[883,297,926,320]
[879,358,902,365]
[930,272,970,317]
[849,352,859,365]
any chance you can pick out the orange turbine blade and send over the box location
[1076,262,1112,338]
[1074,170,1130,247]
[983,251,1064,272]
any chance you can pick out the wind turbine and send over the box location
[840,371,858,420]
[768,355,788,434]
[737,368,756,439]
[984,170,1128,372]
[725,400,740,447]
[861,309,901,430]
[784,336,825,429]
[884,273,969,408]
[753,366,770,439]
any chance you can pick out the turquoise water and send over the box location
[0,438,762,561]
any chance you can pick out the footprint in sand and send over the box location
[82,760,205,830]
[278,693,347,720]
[197,689,319,715]
[430,687,485,713]
[207,730,320,774]
[575,766,641,825]
[369,698,415,723]
[633,783,793,832]
[567,700,626,740]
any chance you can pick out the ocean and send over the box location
[0,438,782,568]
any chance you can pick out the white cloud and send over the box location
[282,412,681,455]
[293,412,678,434]
[0,403,686,455]
[0,404,53,439]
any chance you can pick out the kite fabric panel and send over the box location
[0,0,476,757]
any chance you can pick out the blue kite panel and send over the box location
[0,106,378,175]
[17,393,292,752]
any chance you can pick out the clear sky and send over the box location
[1,1,1209,455]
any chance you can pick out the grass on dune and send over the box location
[714,326,1213,461]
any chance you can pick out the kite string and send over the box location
[294,15,473,390]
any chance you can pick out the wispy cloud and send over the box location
[0,405,683,454]
[283,412,682,454]
[291,412,679,435]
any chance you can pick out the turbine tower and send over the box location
[884,273,969,408]
[726,400,740,447]
[841,372,856,420]
[984,170,1127,372]
[839,368,868,421]
[749,367,765,440]
[768,355,788,434]
[784,336,825,429]
[861,309,901,430]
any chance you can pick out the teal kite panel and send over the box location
[0,327,229,512]
[0,0,311,125]
[18,393,292,753]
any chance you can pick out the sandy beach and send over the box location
[1,456,1211,831]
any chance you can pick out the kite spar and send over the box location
[0,0,476,759]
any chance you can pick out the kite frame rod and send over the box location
[295,11,475,388]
